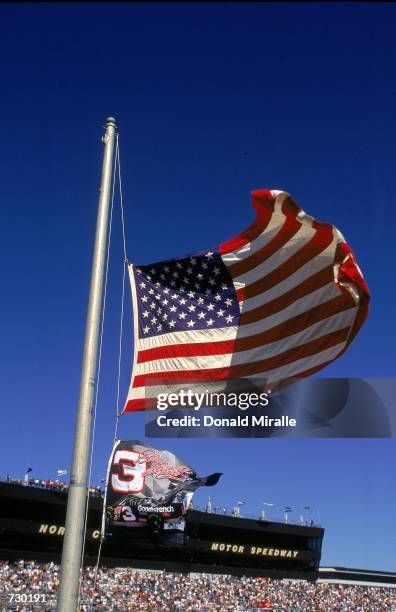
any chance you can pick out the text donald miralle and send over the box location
[154,390,297,429]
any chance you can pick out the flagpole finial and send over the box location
[106,117,117,128]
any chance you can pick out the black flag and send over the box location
[104,440,221,535]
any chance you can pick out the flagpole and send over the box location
[57,117,117,612]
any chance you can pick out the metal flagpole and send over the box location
[57,117,117,612]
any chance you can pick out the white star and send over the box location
[150,268,156,274]
[187,320,196,328]
[170,280,176,287]
[160,274,166,280]
[206,318,214,326]
[225,314,234,323]
[150,303,156,310]
[142,310,149,318]
[208,278,216,286]
[197,273,203,279]
[205,289,212,296]
[172,271,179,278]
[183,277,189,284]
[197,297,204,305]
[217,309,225,317]
[169,320,176,328]
[157,324,162,332]
[225,298,233,307]
[179,312,187,320]
[151,317,157,324]
[179,298,186,305]
[157,307,162,314]
[214,293,222,301]
[155,294,161,301]
[198,312,206,319]
[143,326,149,334]
[163,313,168,320]
[187,267,193,274]
[190,257,197,265]
[170,305,177,313]
[188,304,196,312]
[139,282,146,288]
[194,282,200,289]
[221,284,228,291]
[164,266,170,273]
[171,293,178,300]
[187,291,195,298]
[148,289,155,295]
[202,262,208,270]
[179,287,185,293]
[206,251,214,259]
[207,303,215,311]
[162,299,169,306]
[176,262,183,269]
[213,267,220,275]
[142,296,148,303]
[163,288,170,294]
[155,282,161,288]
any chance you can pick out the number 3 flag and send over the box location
[104,440,222,533]
[123,189,370,413]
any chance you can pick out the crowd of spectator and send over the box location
[3,476,103,497]
[0,561,395,611]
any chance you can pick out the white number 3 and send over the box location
[111,450,147,493]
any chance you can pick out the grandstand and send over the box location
[318,566,396,588]
[1,480,395,610]
[0,481,323,580]
[0,561,395,610]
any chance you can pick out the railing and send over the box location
[1,478,319,526]
[0,477,104,497]
[188,504,320,527]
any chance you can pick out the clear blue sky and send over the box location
[0,3,395,571]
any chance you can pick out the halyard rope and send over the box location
[114,135,128,434]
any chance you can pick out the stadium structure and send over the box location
[1,481,395,587]
[0,481,321,580]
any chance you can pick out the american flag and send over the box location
[123,190,369,413]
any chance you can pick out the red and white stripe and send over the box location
[123,190,370,413]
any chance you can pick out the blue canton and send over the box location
[133,250,240,339]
